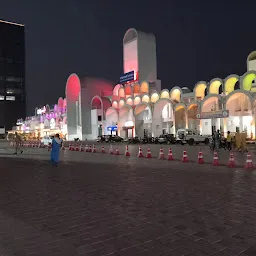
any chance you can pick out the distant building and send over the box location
[0,19,26,131]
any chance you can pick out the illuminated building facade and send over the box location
[15,98,67,138]
[0,19,26,131]
[13,28,256,140]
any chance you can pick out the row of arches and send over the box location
[194,71,256,100]
[102,90,256,138]
[112,82,149,99]
[111,87,184,109]
[111,71,256,105]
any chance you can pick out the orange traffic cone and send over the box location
[212,152,219,166]
[75,145,79,151]
[197,151,204,164]
[101,146,105,153]
[115,148,120,155]
[245,152,254,169]
[92,144,96,153]
[68,144,72,150]
[88,145,92,153]
[137,146,144,158]
[182,150,188,162]
[167,147,174,161]
[159,148,165,160]
[227,152,235,168]
[109,145,113,154]
[124,145,130,156]
[146,147,152,158]
[79,145,84,152]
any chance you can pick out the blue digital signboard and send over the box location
[107,126,118,131]
[120,71,134,83]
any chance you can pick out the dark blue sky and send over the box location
[1,1,256,114]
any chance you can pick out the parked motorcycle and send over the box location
[209,137,227,151]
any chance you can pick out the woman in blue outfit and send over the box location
[50,134,62,166]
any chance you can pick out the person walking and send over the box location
[226,131,232,151]
[14,132,23,155]
[214,129,221,152]
[50,133,62,166]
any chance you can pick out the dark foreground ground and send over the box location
[0,156,256,256]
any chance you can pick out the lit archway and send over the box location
[151,92,159,103]
[113,84,122,96]
[105,107,119,135]
[140,81,149,94]
[194,81,207,100]
[91,96,105,136]
[124,85,133,97]
[119,104,134,138]
[126,97,133,106]
[170,87,182,103]
[65,73,81,140]
[240,71,256,92]
[112,101,118,108]
[247,51,256,71]
[91,95,103,110]
[118,87,125,98]
[134,103,152,138]
[174,103,186,130]
[187,103,199,130]
[118,99,125,109]
[209,78,223,94]
[201,95,221,112]
[225,90,253,138]
[200,95,222,135]
[134,96,141,106]
[152,99,174,137]
[133,83,140,95]
[142,94,150,103]
[160,89,169,99]
[224,75,239,95]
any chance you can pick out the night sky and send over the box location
[1,1,256,115]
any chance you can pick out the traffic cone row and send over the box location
[64,144,256,170]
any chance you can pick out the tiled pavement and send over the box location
[0,156,256,255]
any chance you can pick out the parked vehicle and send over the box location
[158,134,176,144]
[176,129,210,145]
[110,135,123,142]
[128,136,141,144]
[97,135,109,143]
[41,136,53,146]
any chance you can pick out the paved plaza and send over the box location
[0,143,256,255]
